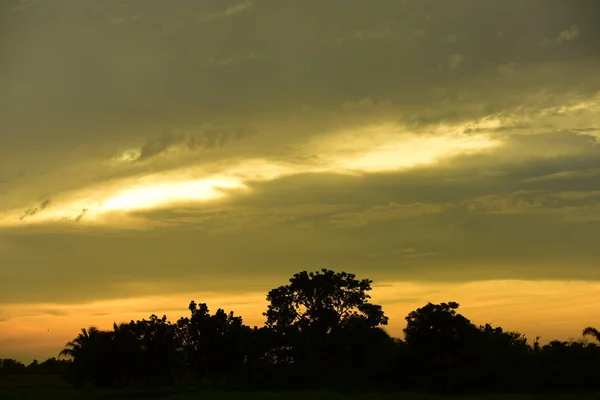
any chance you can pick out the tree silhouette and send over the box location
[0,358,26,375]
[264,269,388,333]
[403,302,483,393]
[111,322,140,384]
[176,301,251,383]
[18,269,599,394]
[36,357,71,376]
[263,269,389,387]
[58,326,102,360]
[138,315,178,380]
[58,326,117,386]
[582,326,600,343]
[404,302,478,351]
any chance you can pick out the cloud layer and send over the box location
[1,0,600,361]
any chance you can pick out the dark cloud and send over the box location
[137,131,186,161]
[74,208,88,222]
[19,199,51,222]
[571,127,598,133]
[42,309,67,316]
[136,127,251,161]
[40,199,51,210]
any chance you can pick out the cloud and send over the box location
[332,24,397,44]
[4,96,592,230]
[0,113,514,230]
[460,194,543,215]
[0,158,301,228]
[556,25,581,44]
[207,51,262,68]
[11,0,36,11]
[455,189,600,223]
[448,53,464,69]
[135,126,251,162]
[74,208,89,222]
[3,0,600,361]
[310,123,501,174]
[2,92,598,232]
[446,34,459,44]
[145,202,357,234]
[330,23,428,46]
[19,199,51,222]
[497,62,517,75]
[328,202,452,228]
[109,16,128,25]
[200,1,254,23]
[521,169,600,184]
[137,131,186,161]
[0,237,10,254]
[571,127,599,133]
[108,15,142,26]
[342,97,392,112]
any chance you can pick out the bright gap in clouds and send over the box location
[0,160,300,227]
[337,134,500,173]
[97,129,501,215]
[0,123,502,227]
[98,177,245,212]
[315,123,502,173]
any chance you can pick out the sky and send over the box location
[1,0,600,363]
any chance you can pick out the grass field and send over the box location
[1,376,599,400]
[2,386,600,400]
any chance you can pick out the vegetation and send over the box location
[2,386,600,400]
[2,269,600,396]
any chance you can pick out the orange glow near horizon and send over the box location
[2,279,599,363]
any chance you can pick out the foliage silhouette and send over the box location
[261,269,390,388]
[582,326,600,343]
[264,269,388,333]
[3,269,600,395]
[177,301,252,383]
[0,358,26,374]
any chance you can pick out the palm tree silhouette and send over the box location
[58,326,102,359]
[582,326,600,343]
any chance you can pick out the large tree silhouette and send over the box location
[263,269,389,386]
[264,269,388,333]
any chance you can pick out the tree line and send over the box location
[2,269,600,394]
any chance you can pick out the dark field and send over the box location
[1,377,599,400]
[3,386,600,400]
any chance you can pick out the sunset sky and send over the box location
[1,0,600,363]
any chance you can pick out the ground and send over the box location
[2,386,600,400]
[1,376,599,400]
